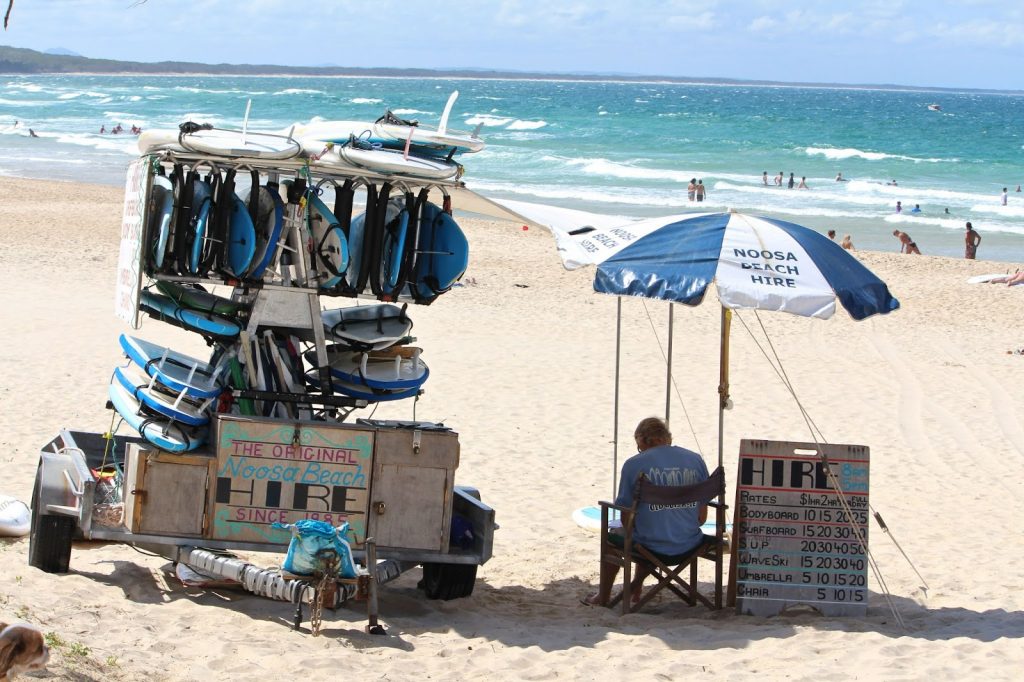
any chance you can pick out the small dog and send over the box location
[0,623,49,680]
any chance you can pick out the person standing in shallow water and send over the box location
[687,178,696,202]
[965,222,981,259]
[762,171,768,185]
[788,172,795,189]
[695,179,706,202]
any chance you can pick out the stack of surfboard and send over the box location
[145,170,287,283]
[311,303,429,402]
[112,95,475,451]
[138,90,485,182]
[110,280,246,452]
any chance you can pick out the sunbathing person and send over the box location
[990,270,1024,286]
[584,417,709,606]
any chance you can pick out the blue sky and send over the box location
[3,0,1023,90]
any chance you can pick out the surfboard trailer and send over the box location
[29,420,496,633]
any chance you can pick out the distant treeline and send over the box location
[0,45,1015,94]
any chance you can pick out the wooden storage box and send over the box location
[123,444,214,537]
[368,428,459,552]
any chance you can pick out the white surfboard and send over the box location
[316,346,428,390]
[967,273,1013,284]
[322,304,413,350]
[148,175,174,268]
[139,126,301,160]
[0,495,31,537]
[572,504,730,536]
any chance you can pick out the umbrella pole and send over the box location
[612,297,622,500]
[716,305,733,609]
[718,306,732,469]
[665,303,674,428]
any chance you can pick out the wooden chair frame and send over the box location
[598,467,727,614]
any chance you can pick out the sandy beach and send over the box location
[1,175,1023,680]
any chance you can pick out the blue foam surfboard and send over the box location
[140,291,241,338]
[226,192,257,276]
[413,202,469,301]
[307,192,349,289]
[187,179,213,274]
[119,334,224,399]
[108,380,206,452]
[382,207,409,290]
[247,184,285,279]
[305,371,420,402]
[113,366,210,427]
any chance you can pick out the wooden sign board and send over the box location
[210,416,374,546]
[729,439,869,617]
[114,156,153,328]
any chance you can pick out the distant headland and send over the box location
[0,45,1019,95]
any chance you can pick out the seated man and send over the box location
[585,417,709,605]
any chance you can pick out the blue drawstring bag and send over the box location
[272,519,359,579]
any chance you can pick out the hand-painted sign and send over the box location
[115,157,152,327]
[211,416,374,546]
[730,439,869,617]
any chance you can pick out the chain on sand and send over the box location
[309,573,332,636]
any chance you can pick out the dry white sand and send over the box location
[1,176,1023,680]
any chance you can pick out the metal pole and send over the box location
[665,303,674,428]
[613,297,622,500]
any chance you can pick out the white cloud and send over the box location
[748,16,778,33]
[927,19,1024,47]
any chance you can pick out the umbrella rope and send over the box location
[742,311,929,595]
[640,299,704,456]
[733,309,910,628]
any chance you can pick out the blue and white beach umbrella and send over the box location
[559,211,900,319]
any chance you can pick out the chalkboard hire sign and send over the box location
[728,439,869,618]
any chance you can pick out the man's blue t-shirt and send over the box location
[615,444,709,556]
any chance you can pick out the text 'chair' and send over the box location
[598,466,727,614]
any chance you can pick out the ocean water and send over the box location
[2,74,1023,261]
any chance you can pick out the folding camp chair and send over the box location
[597,466,727,614]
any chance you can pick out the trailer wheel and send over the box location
[28,466,74,574]
[420,562,477,600]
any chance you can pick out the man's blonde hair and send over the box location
[634,417,672,445]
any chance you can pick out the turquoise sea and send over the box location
[2,74,1023,261]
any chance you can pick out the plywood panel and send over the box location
[370,464,448,550]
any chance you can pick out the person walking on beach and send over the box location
[788,172,795,189]
[893,229,920,254]
[696,179,706,202]
[762,171,768,186]
[798,176,808,189]
[775,171,783,186]
[687,178,697,202]
[965,222,981,259]
[1002,188,1009,206]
